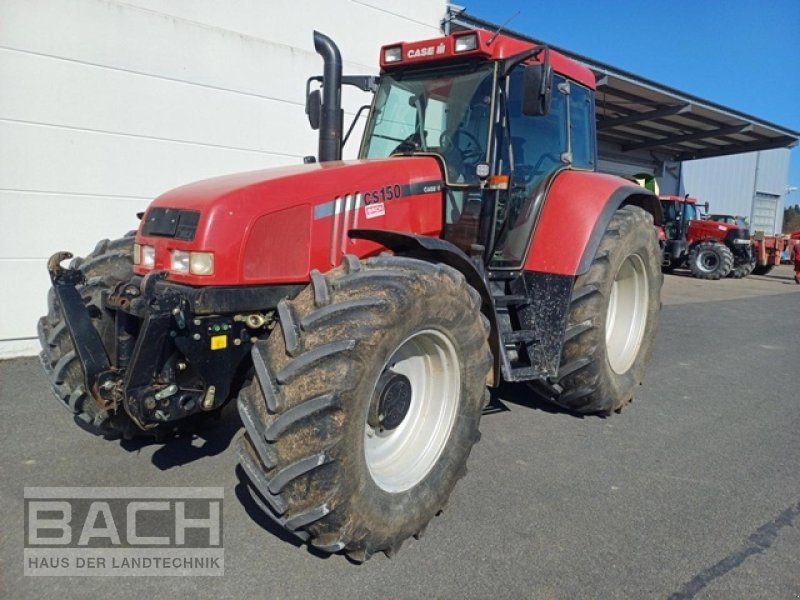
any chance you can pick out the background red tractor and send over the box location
[38,29,662,560]
[659,195,754,279]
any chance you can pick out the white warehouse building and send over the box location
[0,0,447,357]
[681,149,792,234]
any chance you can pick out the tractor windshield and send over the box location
[662,201,699,222]
[361,63,496,186]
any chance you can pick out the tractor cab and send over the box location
[660,194,706,242]
[320,29,599,266]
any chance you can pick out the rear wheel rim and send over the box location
[606,254,649,374]
[365,329,460,493]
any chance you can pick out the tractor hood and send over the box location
[134,156,445,285]
[688,219,748,239]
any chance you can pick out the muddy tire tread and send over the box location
[237,254,491,560]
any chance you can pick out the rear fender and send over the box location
[517,172,660,379]
[349,229,500,386]
[524,171,661,276]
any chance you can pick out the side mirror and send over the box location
[306,89,322,130]
[521,63,553,116]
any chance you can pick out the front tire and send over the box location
[551,206,662,414]
[689,241,734,279]
[237,255,492,560]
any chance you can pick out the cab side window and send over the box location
[569,83,595,169]
[492,71,568,266]
[506,70,569,197]
[492,72,597,268]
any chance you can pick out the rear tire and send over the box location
[37,236,135,437]
[237,255,491,561]
[551,206,662,415]
[688,242,734,279]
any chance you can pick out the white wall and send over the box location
[680,153,758,217]
[0,0,446,357]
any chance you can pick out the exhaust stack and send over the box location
[313,31,344,162]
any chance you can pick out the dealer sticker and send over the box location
[365,203,385,219]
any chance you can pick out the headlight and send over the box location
[140,245,155,268]
[171,250,214,275]
[189,252,214,275]
[383,46,402,63]
[171,250,190,274]
[454,33,478,53]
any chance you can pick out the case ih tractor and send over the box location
[659,195,753,279]
[38,29,662,560]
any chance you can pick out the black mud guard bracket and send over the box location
[47,251,112,402]
[349,229,501,387]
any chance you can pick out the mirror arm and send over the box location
[307,74,379,96]
[501,44,548,76]
[342,104,372,148]
[341,75,380,93]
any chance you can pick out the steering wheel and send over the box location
[393,131,425,154]
[439,128,484,182]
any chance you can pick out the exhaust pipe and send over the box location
[313,31,343,162]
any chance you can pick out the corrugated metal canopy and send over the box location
[448,10,799,162]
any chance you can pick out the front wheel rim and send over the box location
[365,329,461,493]
[606,254,649,374]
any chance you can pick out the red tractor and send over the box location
[659,195,754,279]
[38,29,662,560]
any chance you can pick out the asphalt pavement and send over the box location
[1,266,798,599]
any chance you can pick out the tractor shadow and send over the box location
[115,382,587,471]
[760,273,800,285]
[118,402,242,470]
[662,268,694,279]
[484,382,591,419]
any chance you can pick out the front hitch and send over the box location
[47,251,114,409]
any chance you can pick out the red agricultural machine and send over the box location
[659,195,754,279]
[38,29,662,560]
[749,231,795,276]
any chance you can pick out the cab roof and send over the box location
[379,29,596,90]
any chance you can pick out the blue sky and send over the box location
[462,0,800,206]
